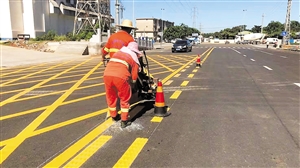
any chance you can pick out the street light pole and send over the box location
[161,8,164,48]
[242,9,247,31]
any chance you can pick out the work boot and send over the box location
[112,114,120,121]
[121,120,132,128]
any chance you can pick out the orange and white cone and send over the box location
[154,80,170,117]
[196,54,202,68]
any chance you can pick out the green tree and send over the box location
[163,23,200,40]
[251,25,262,33]
[264,21,284,38]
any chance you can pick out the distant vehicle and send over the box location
[265,38,278,44]
[172,40,192,53]
[235,33,265,44]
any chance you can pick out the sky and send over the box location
[110,0,300,33]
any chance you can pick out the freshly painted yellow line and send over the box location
[164,80,173,86]
[0,108,107,147]
[189,63,193,65]
[186,66,190,68]
[113,138,148,168]
[170,90,182,99]
[147,56,174,72]
[188,74,194,78]
[168,55,191,62]
[0,58,93,107]
[0,63,47,77]
[64,135,112,168]
[151,107,170,122]
[151,71,170,76]
[174,74,181,77]
[181,81,189,86]
[181,69,186,72]
[161,48,211,84]
[43,119,114,167]
[192,69,198,72]
[0,59,100,164]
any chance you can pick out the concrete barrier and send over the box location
[55,41,89,55]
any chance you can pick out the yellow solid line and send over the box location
[174,74,181,77]
[113,138,148,168]
[0,60,73,86]
[181,81,189,86]
[170,90,182,99]
[64,135,112,168]
[188,74,194,78]
[0,58,93,107]
[147,56,174,72]
[43,119,113,168]
[156,55,185,65]
[181,69,186,72]
[202,48,214,63]
[0,59,99,164]
[192,69,198,72]
[164,80,173,86]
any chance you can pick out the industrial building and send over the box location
[135,18,174,42]
[0,0,112,40]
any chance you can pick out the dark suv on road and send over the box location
[172,40,192,53]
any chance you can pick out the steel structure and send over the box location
[73,0,111,36]
[283,0,292,45]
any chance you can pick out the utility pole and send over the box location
[283,0,292,45]
[160,8,164,47]
[199,23,202,34]
[115,0,120,31]
[192,7,197,28]
[261,13,264,33]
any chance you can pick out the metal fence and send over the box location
[135,37,154,50]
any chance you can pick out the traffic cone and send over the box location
[154,80,170,117]
[196,54,202,68]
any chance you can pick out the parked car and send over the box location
[172,40,192,52]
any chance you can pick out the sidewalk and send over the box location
[1,45,85,68]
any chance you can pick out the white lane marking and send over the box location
[263,66,273,70]
[294,83,300,87]
[260,51,274,55]
[250,59,255,61]
[231,48,241,54]
[280,56,287,58]
[243,55,247,57]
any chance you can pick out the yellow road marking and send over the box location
[63,135,112,168]
[0,63,47,77]
[0,60,73,86]
[0,108,107,147]
[170,90,182,99]
[0,75,103,96]
[181,69,186,72]
[202,48,214,63]
[151,71,170,76]
[192,69,198,72]
[174,74,181,77]
[13,82,104,103]
[0,60,100,164]
[0,58,93,107]
[113,138,148,168]
[168,55,192,62]
[147,56,174,72]
[156,55,185,65]
[43,119,113,167]
[188,74,194,78]
[151,107,170,122]
[186,66,190,68]
[181,81,189,86]
[1,69,103,88]
[161,48,211,84]
[164,80,173,85]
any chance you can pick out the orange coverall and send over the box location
[103,50,139,121]
[101,30,135,58]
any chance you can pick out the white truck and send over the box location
[235,33,265,45]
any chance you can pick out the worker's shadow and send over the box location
[116,98,155,122]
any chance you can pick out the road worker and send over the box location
[101,19,137,61]
[103,41,142,128]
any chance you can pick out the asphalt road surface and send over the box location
[0,44,299,167]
